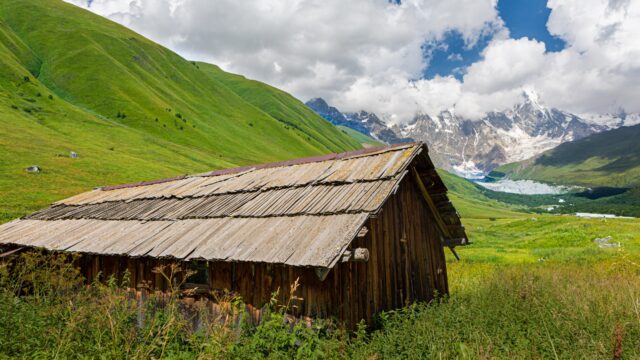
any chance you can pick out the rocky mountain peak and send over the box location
[307,97,625,178]
[514,89,549,121]
[306,98,412,145]
[305,97,330,111]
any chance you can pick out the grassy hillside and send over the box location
[336,126,384,148]
[437,170,523,219]
[498,124,640,187]
[0,0,360,222]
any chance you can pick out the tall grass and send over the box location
[0,252,638,359]
[351,261,640,359]
[0,252,346,359]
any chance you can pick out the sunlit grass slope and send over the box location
[458,215,640,263]
[0,0,360,222]
[426,172,640,358]
[335,126,384,148]
[498,124,640,188]
[437,170,640,266]
[437,170,523,219]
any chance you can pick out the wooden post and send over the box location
[411,167,452,239]
[315,267,330,281]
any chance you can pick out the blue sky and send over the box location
[424,0,566,80]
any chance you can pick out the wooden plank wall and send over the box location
[77,175,448,328]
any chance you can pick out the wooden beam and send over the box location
[448,246,460,261]
[0,246,26,258]
[353,248,369,262]
[357,227,369,238]
[411,167,452,239]
[315,267,331,281]
[340,248,370,262]
[341,250,352,262]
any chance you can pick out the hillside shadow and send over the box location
[533,125,640,173]
[574,187,629,200]
[592,154,640,173]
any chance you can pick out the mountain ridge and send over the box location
[305,98,412,145]
[308,92,634,177]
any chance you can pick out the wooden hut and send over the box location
[0,142,468,326]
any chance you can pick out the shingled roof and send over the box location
[0,143,466,268]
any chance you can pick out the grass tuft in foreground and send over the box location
[351,261,640,359]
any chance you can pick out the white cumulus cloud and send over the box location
[66,0,640,123]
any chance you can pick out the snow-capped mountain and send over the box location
[400,91,613,177]
[306,98,411,144]
[307,92,629,178]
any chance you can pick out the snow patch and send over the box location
[452,161,485,179]
[475,179,571,195]
[579,113,622,128]
[576,213,634,219]
[624,113,640,126]
[493,125,562,163]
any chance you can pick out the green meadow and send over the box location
[348,208,640,358]
[336,126,385,148]
[2,178,638,359]
[349,173,640,358]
